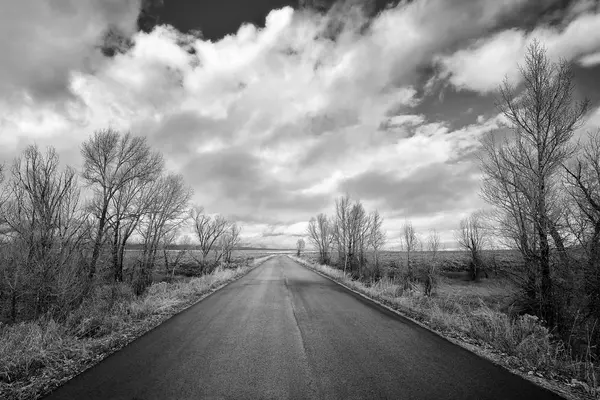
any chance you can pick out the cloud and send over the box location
[438,8,600,93]
[2,0,599,247]
[0,0,140,105]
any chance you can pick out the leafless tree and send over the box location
[105,178,155,282]
[296,238,305,257]
[0,145,87,320]
[400,219,419,279]
[480,41,589,326]
[368,210,386,268]
[353,202,372,274]
[219,223,242,263]
[80,129,163,285]
[421,229,442,296]
[135,174,192,294]
[427,229,442,262]
[190,207,229,263]
[564,130,600,317]
[333,195,351,270]
[456,211,489,280]
[307,213,333,265]
[331,195,373,276]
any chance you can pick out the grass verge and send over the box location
[290,255,597,400]
[0,255,274,400]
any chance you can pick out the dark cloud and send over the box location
[339,162,481,217]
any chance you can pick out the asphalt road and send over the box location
[43,256,564,400]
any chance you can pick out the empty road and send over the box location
[43,256,563,400]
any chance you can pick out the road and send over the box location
[43,256,564,400]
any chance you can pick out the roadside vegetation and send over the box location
[303,41,600,399]
[0,128,271,399]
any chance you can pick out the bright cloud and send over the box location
[438,5,600,93]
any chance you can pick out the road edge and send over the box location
[288,255,582,400]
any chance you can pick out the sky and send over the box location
[1,0,600,249]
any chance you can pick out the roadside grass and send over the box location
[0,255,275,400]
[291,255,599,399]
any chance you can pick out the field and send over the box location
[116,248,294,283]
[301,249,524,312]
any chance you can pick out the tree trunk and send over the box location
[88,205,108,283]
[538,180,554,326]
[111,221,120,282]
[117,238,127,283]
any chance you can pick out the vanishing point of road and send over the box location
[43,256,564,400]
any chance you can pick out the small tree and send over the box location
[368,210,386,268]
[456,211,488,281]
[400,219,419,280]
[423,229,442,296]
[296,238,305,257]
[307,213,333,265]
[190,207,229,263]
[220,223,241,264]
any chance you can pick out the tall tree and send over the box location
[480,41,589,326]
[81,129,163,284]
[564,130,600,318]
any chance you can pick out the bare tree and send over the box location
[352,202,372,275]
[427,229,442,262]
[333,195,351,271]
[106,179,154,282]
[80,129,163,285]
[0,145,86,320]
[307,213,333,265]
[190,207,229,263]
[296,238,305,257]
[331,195,373,276]
[564,130,600,317]
[161,229,189,280]
[400,219,419,279]
[135,174,192,294]
[220,223,242,263]
[423,229,442,296]
[368,210,386,268]
[480,41,589,326]
[456,211,488,280]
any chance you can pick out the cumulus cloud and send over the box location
[438,6,600,93]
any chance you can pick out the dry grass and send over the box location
[291,255,599,398]
[0,255,274,400]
